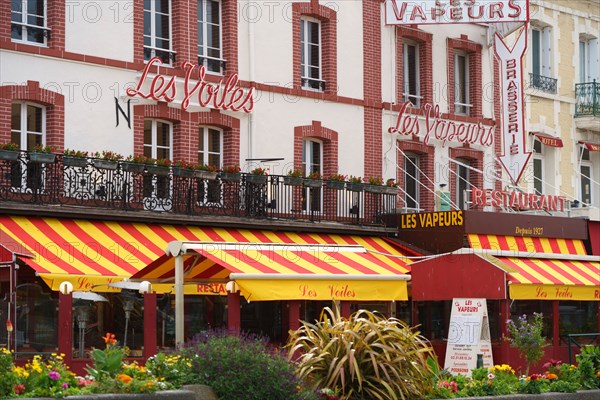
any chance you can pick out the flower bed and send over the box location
[432,390,600,400]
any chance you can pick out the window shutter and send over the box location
[542,27,552,76]
[588,38,599,81]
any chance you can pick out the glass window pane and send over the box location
[208,129,220,153]
[11,131,21,147]
[208,153,220,167]
[28,0,44,16]
[26,105,42,133]
[144,120,152,145]
[534,158,543,195]
[309,44,319,67]
[26,133,42,150]
[581,165,591,204]
[208,1,220,22]
[11,103,21,131]
[198,129,205,151]
[532,29,540,75]
[309,22,319,45]
[156,122,170,146]
[209,24,220,48]
[12,0,23,13]
[144,11,151,36]
[156,148,170,160]
[156,0,170,14]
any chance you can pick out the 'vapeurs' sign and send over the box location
[385,0,529,25]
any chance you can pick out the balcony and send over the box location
[529,73,557,94]
[575,81,600,131]
[0,152,399,227]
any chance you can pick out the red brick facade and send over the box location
[293,120,339,179]
[396,140,434,211]
[133,104,240,168]
[292,0,337,94]
[0,81,65,151]
[449,146,484,209]
[447,35,483,119]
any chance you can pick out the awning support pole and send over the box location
[58,292,73,366]
[143,293,157,358]
[175,255,184,346]
[552,300,560,359]
[227,291,241,335]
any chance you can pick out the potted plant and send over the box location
[326,173,346,190]
[303,171,322,188]
[195,163,218,180]
[383,178,399,195]
[284,169,304,186]
[220,165,241,182]
[63,149,89,168]
[122,154,150,173]
[92,150,123,170]
[30,144,57,164]
[172,160,195,178]
[0,142,20,161]
[146,158,171,176]
[246,167,268,184]
[364,176,385,193]
[346,175,364,192]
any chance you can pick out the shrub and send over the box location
[0,348,17,398]
[576,345,600,389]
[179,330,308,400]
[505,313,547,375]
[288,307,436,400]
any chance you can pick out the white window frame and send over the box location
[144,0,174,64]
[143,119,173,160]
[198,0,224,74]
[531,26,552,78]
[198,126,223,167]
[454,51,471,115]
[11,102,46,190]
[533,139,544,195]
[11,0,48,46]
[403,153,420,211]
[579,36,599,83]
[456,158,470,210]
[302,138,323,213]
[402,41,421,106]
[301,17,324,91]
[579,148,593,207]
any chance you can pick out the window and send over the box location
[301,18,323,91]
[144,0,173,63]
[302,139,322,212]
[579,37,599,83]
[531,27,551,78]
[580,148,592,207]
[454,51,470,115]
[402,42,420,106]
[11,0,47,45]
[403,153,419,210]
[198,0,223,74]
[143,119,172,199]
[198,127,222,167]
[533,139,544,195]
[11,102,45,189]
[455,158,470,209]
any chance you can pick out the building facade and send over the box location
[0,0,598,374]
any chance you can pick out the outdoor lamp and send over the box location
[226,281,239,293]
[139,281,152,294]
[59,281,74,295]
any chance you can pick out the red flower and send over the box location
[103,332,117,346]
[14,384,26,395]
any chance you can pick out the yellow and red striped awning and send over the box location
[132,242,411,301]
[468,234,598,300]
[468,234,587,255]
[0,216,411,299]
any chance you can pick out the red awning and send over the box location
[579,141,600,152]
[532,132,563,148]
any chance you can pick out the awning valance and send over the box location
[132,242,411,301]
[579,141,600,152]
[468,234,587,255]
[532,132,563,148]
[0,216,411,297]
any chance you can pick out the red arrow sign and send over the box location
[495,27,531,185]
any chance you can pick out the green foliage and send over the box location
[548,379,581,393]
[505,313,547,375]
[576,345,600,389]
[179,330,309,400]
[470,367,488,381]
[556,362,581,384]
[517,374,548,394]
[85,333,124,380]
[0,348,17,398]
[287,307,436,400]
[145,353,194,388]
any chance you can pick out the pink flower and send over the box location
[62,383,69,389]
[49,371,61,380]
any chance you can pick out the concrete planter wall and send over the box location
[434,390,600,400]
[18,385,219,400]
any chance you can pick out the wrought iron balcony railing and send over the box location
[529,73,557,94]
[0,152,399,226]
[575,80,600,117]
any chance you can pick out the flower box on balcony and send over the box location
[93,159,119,170]
[346,183,364,192]
[63,156,88,168]
[365,184,385,194]
[303,178,322,188]
[29,152,57,164]
[220,172,241,182]
[283,176,304,186]
[122,162,146,173]
[326,180,345,190]
[195,170,218,180]
[383,186,399,195]
[172,166,195,178]
[246,174,268,185]
[146,165,170,176]
[0,150,19,161]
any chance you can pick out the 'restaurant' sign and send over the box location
[471,188,568,212]
[385,0,529,25]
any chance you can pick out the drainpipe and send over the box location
[247,0,256,164]
[175,255,184,346]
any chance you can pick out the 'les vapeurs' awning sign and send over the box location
[385,0,529,25]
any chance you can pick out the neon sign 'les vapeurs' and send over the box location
[126,57,255,113]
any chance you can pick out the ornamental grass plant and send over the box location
[288,306,436,400]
